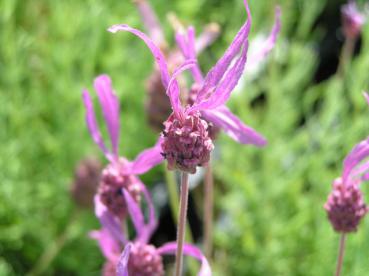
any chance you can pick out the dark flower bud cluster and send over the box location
[161,111,214,174]
[128,243,164,276]
[70,157,102,208]
[98,159,142,219]
[325,178,369,233]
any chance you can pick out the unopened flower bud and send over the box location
[341,1,365,40]
[70,157,102,208]
[324,178,368,233]
[161,111,214,174]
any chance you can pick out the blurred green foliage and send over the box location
[1,0,369,275]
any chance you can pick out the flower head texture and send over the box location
[324,95,369,233]
[341,0,366,40]
[82,75,164,220]
[91,187,211,276]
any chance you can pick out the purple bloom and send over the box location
[324,94,369,233]
[91,187,211,276]
[82,75,164,220]
[107,0,270,173]
[175,3,281,146]
[341,0,366,40]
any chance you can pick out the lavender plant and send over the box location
[324,95,369,276]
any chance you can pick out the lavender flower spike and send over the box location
[341,0,366,40]
[91,184,211,275]
[324,95,369,233]
[83,75,164,222]
[108,0,264,172]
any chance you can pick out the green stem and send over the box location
[337,38,355,78]
[163,165,193,243]
[174,172,189,276]
[335,234,346,276]
[203,163,214,259]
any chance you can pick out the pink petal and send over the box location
[176,27,204,83]
[157,242,211,276]
[165,59,198,115]
[82,90,111,160]
[363,91,369,105]
[342,138,369,184]
[117,243,132,276]
[108,24,183,113]
[123,182,158,244]
[133,0,165,46]
[247,6,281,67]
[94,195,127,244]
[194,0,251,106]
[93,75,120,159]
[129,137,164,175]
[202,105,267,146]
[89,228,121,262]
[122,189,145,239]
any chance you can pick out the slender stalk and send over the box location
[174,172,190,276]
[163,165,194,243]
[335,233,346,276]
[337,38,355,78]
[204,164,214,258]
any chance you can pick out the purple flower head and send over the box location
[83,75,164,219]
[341,0,366,40]
[91,186,211,276]
[324,94,369,233]
[175,4,281,146]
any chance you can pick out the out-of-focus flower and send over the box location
[70,157,102,208]
[324,94,369,233]
[341,0,366,40]
[91,188,210,276]
[108,0,267,173]
[82,75,163,221]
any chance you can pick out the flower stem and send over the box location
[163,165,193,243]
[337,38,355,78]
[174,172,189,276]
[204,164,214,259]
[335,233,346,276]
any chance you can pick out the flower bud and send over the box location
[161,111,214,174]
[325,178,368,233]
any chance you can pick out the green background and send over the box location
[1,0,369,275]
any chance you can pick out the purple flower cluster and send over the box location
[82,0,283,275]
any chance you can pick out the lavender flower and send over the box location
[91,188,211,276]
[175,4,281,145]
[324,94,369,233]
[82,75,163,221]
[108,1,269,174]
[341,0,366,40]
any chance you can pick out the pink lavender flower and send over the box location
[82,75,164,221]
[175,4,281,145]
[107,0,270,173]
[324,95,369,233]
[91,188,211,276]
[341,0,366,40]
